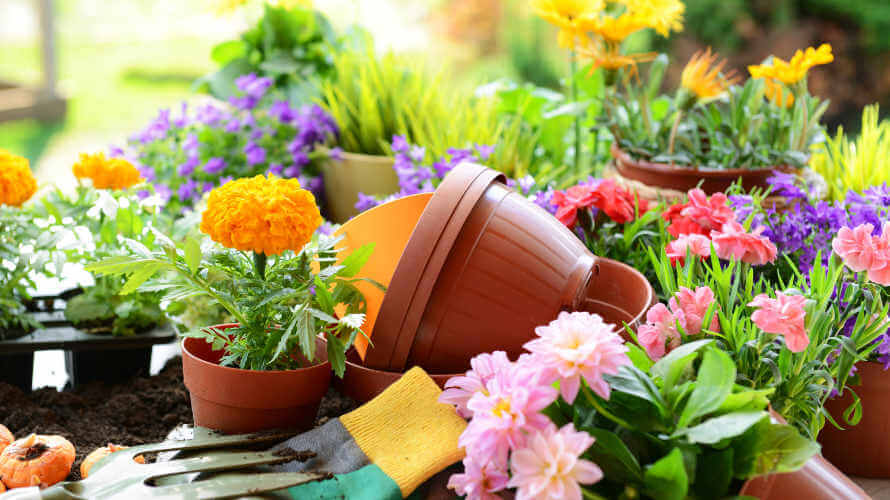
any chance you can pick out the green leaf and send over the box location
[643,448,688,500]
[626,343,653,372]
[675,411,767,445]
[693,447,734,499]
[585,428,643,484]
[338,243,375,278]
[651,339,713,379]
[678,347,736,427]
[313,276,336,313]
[184,236,202,275]
[211,40,248,64]
[119,263,161,295]
[65,293,113,324]
[733,420,819,477]
[717,388,774,413]
[606,365,668,417]
[327,333,346,377]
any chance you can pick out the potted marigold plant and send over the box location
[87,174,378,433]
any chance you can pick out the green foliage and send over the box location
[550,343,817,499]
[196,3,340,104]
[810,104,890,200]
[646,245,890,438]
[86,231,380,376]
[609,73,828,169]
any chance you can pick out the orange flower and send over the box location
[577,36,655,74]
[0,149,37,207]
[200,175,322,256]
[73,152,143,190]
[680,48,737,101]
[763,78,794,108]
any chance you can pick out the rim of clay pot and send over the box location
[580,256,654,331]
[611,143,797,192]
[337,349,460,403]
[319,146,395,165]
[365,163,505,371]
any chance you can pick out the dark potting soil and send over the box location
[0,356,358,481]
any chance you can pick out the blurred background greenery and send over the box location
[2,0,889,180]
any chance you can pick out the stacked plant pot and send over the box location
[334,163,654,402]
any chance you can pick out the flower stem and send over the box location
[667,110,683,158]
[582,385,634,430]
[253,252,267,281]
[570,49,581,175]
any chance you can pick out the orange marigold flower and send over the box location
[200,175,322,256]
[0,149,38,207]
[72,152,143,190]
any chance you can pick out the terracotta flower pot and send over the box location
[339,162,653,374]
[818,361,890,478]
[334,349,460,403]
[320,149,398,223]
[739,410,868,499]
[611,144,795,194]
[181,324,331,434]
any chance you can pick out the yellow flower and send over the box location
[577,36,655,74]
[0,149,37,207]
[763,78,794,108]
[72,152,143,190]
[200,175,322,256]
[680,48,737,101]
[622,0,685,37]
[748,43,833,86]
[579,12,647,43]
[531,0,605,47]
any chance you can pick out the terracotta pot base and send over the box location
[182,326,331,434]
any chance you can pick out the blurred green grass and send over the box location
[0,36,215,166]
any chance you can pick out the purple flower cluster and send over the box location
[229,73,273,111]
[354,136,497,212]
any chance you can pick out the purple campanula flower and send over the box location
[409,145,425,163]
[202,182,214,193]
[244,141,266,166]
[305,176,323,194]
[173,101,189,128]
[108,145,125,157]
[154,184,173,202]
[269,100,297,123]
[518,175,535,194]
[767,171,806,199]
[292,150,309,167]
[134,108,171,144]
[196,104,225,126]
[182,133,199,154]
[137,165,157,183]
[533,188,557,215]
[136,189,151,200]
[177,179,198,201]
[250,129,265,141]
[317,221,336,236]
[268,163,284,176]
[230,73,273,110]
[475,144,495,160]
[355,192,379,212]
[219,176,234,185]
[329,147,343,160]
[224,118,242,133]
[391,135,409,153]
[177,155,200,176]
[203,157,226,175]
[284,165,302,178]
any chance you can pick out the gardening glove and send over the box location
[271,366,467,500]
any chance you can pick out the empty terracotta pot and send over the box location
[612,144,795,194]
[334,349,460,403]
[819,361,890,478]
[182,325,331,434]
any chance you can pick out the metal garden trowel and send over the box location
[1,429,325,500]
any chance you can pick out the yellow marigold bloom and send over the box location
[621,0,685,37]
[579,12,647,43]
[0,149,37,207]
[763,78,794,108]
[531,0,605,47]
[748,43,833,86]
[681,48,737,100]
[72,152,143,190]
[200,175,322,256]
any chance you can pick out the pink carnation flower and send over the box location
[832,222,890,285]
[462,365,557,463]
[669,286,720,336]
[710,221,778,265]
[448,455,509,500]
[665,233,712,266]
[524,311,630,403]
[683,189,736,233]
[508,424,602,500]
[637,303,679,360]
[440,351,512,418]
[748,291,809,352]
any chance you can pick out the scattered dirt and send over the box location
[0,357,358,481]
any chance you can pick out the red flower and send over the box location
[664,188,736,237]
[589,179,648,224]
[552,184,596,227]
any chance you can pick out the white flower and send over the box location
[339,313,366,330]
[87,190,119,219]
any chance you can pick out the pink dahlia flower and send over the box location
[665,233,712,266]
[710,221,778,265]
[440,351,512,418]
[447,455,509,500]
[524,311,630,403]
[508,423,602,500]
[748,291,809,352]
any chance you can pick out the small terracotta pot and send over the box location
[181,324,331,434]
[819,361,890,478]
[335,350,460,403]
[320,150,398,223]
[364,163,653,374]
[611,144,795,194]
[740,409,868,499]
[578,257,653,331]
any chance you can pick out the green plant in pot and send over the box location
[87,174,379,433]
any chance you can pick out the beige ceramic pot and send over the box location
[320,150,398,223]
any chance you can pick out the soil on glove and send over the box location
[0,357,358,481]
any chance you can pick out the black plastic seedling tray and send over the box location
[0,291,176,390]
